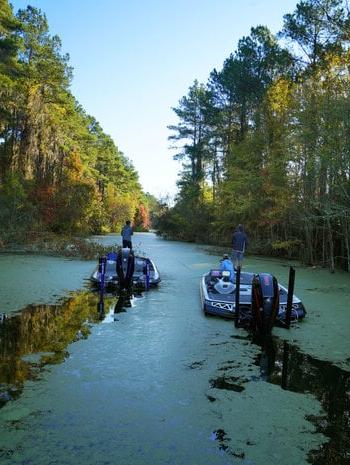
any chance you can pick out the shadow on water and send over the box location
[187,315,349,463]
[213,334,350,465]
[255,337,350,465]
[0,291,114,408]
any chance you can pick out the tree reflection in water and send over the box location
[253,336,350,465]
[0,292,108,407]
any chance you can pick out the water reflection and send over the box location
[0,292,108,407]
[252,337,350,465]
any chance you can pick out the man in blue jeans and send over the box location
[232,224,248,269]
[121,220,133,249]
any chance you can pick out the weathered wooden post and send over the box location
[234,266,241,328]
[285,266,295,329]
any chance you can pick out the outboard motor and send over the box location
[251,273,279,335]
[116,248,135,292]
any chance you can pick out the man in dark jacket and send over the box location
[121,220,133,249]
[232,224,248,269]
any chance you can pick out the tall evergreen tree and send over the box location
[281,0,346,68]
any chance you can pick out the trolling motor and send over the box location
[97,256,107,319]
[98,256,107,289]
[251,273,279,335]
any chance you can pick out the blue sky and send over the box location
[11,0,299,198]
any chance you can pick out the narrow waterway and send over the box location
[0,233,349,465]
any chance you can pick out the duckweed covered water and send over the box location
[0,233,349,465]
[0,254,95,314]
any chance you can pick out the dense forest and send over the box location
[0,0,153,244]
[156,0,350,272]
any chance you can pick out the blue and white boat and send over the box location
[200,269,306,327]
[90,251,161,290]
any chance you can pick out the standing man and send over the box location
[121,220,133,249]
[232,224,248,269]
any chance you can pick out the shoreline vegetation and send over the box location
[0,230,333,274]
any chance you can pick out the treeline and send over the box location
[156,0,350,271]
[0,0,153,243]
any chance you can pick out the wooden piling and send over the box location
[234,266,241,328]
[285,267,295,329]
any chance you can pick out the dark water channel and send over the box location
[0,233,349,465]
